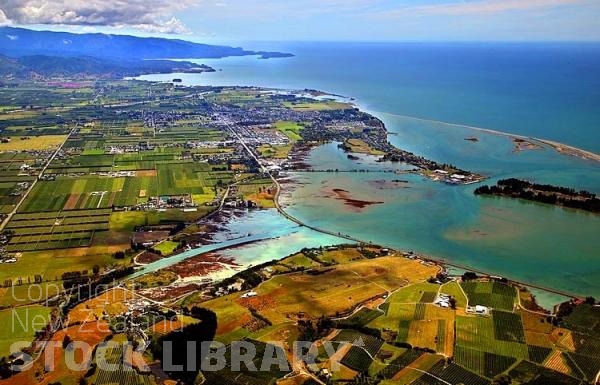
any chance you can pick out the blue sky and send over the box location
[1,0,599,42]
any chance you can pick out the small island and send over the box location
[474,178,600,213]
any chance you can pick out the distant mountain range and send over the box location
[0,54,216,78]
[0,27,292,60]
[0,27,292,79]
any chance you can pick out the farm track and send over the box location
[0,125,77,231]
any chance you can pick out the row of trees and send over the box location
[474,178,600,213]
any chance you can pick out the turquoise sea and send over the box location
[137,42,600,304]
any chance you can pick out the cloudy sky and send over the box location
[0,0,599,42]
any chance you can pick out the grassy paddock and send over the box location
[0,306,52,357]
[0,135,67,151]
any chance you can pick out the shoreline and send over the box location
[273,168,586,304]
[532,137,600,162]
[132,72,600,163]
[375,110,600,163]
[119,80,591,307]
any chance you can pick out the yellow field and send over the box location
[389,354,443,384]
[192,192,216,204]
[552,328,576,352]
[199,255,439,344]
[407,320,438,351]
[0,135,68,151]
[525,331,553,348]
[68,288,137,323]
[278,253,321,270]
[246,190,276,208]
[423,305,455,356]
[318,247,366,264]
[257,143,292,159]
[544,350,571,375]
[0,110,39,120]
[249,256,438,324]
[345,139,385,155]
[0,247,123,284]
[518,309,554,333]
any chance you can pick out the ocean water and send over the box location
[141,42,600,153]
[137,42,600,302]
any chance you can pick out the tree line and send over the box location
[474,178,600,213]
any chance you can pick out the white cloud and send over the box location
[0,0,197,33]
[0,8,12,25]
[133,17,191,34]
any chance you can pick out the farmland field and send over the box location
[241,256,438,324]
[387,282,441,304]
[527,345,553,364]
[439,281,468,308]
[202,340,290,385]
[156,163,210,196]
[0,306,52,357]
[455,315,529,360]
[562,304,600,334]
[274,120,304,141]
[0,135,68,151]
[460,281,516,311]
[332,330,384,357]
[492,310,526,343]
[92,346,154,385]
[5,209,112,251]
[341,346,373,372]
[338,308,383,328]
[17,176,152,212]
[567,352,600,382]
[376,349,424,380]
[414,361,490,385]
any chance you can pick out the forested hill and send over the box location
[0,26,292,60]
[0,54,215,78]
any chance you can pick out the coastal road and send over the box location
[221,120,365,244]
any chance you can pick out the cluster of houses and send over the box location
[106,141,155,154]
[466,304,490,316]
[0,247,18,263]
[133,194,197,212]
[115,108,186,129]
[240,291,258,299]
[235,124,291,147]
[432,170,472,184]
[434,293,453,308]
[95,170,136,178]
[8,181,30,196]
[184,139,236,149]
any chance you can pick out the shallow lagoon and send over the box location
[282,142,600,298]
[136,43,600,302]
